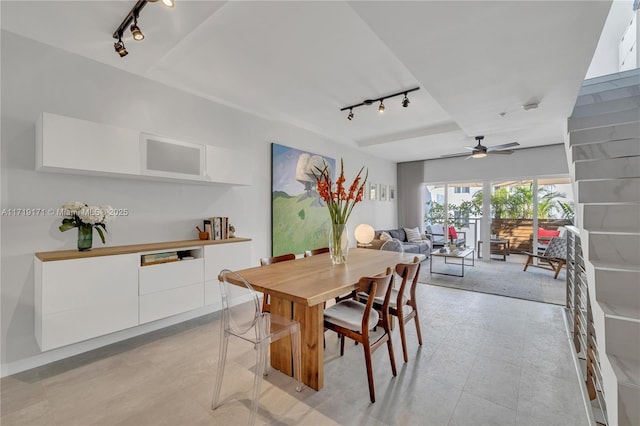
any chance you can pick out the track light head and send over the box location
[114,38,128,57]
[347,109,354,121]
[402,94,410,107]
[378,101,385,113]
[131,17,144,41]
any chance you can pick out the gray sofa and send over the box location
[368,228,431,256]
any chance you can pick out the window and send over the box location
[454,186,470,194]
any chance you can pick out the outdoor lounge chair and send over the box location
[522,236,567,279]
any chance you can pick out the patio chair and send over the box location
[523,236,567,279]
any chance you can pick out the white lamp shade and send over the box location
[354,224,375,244]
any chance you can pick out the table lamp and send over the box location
[354,224,375,247]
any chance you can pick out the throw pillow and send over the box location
[404,227,423,242]
[448,226,458,239]
[538,227,560,238]
[379,231,392,241]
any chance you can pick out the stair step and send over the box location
[601,302,640,322]
[569,122,640,146]
[571,96,640,119]
[604,316,640,362]
[575,83,640,107]
[579,68,640,93]
[588,233,640,265]
[590,260,640,272]
[578,178,640,204]
[583,204,640,232]
[575,156,640,180]
[609,354,640,389]
[609,353,640,426]
[568,107,639,132]
[572,138,640,161]
[595,268,640,313]
[617,379,640,426]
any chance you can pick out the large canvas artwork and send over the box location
[271,143,336,256]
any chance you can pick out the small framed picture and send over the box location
[379,184,387,201]
[389,186,396,201]
[369,182,377,200]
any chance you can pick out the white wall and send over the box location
[0,31,397,374]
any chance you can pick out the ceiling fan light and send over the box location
[161,0,175,7]
[472,151,487,159]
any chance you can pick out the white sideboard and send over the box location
[35,112,252,185]
[34,238,251,351]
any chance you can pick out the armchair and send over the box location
[425,224,466,248]
[523,236,567,279]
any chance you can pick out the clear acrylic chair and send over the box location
[211,269,302,425]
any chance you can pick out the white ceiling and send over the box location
[1,1,614,162]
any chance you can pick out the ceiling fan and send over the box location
[441,136,520,159]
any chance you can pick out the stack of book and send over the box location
[141,251,179,266]
[203,217,231,240]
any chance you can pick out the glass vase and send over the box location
[77,223,93,251]
[329,223,349,265]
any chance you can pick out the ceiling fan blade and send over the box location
[439,152,469,159]
[486,142,520,151]
[462,146,476,151]
[489,150,514,155]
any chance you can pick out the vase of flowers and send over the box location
[314,159,367,265]
[58,201,113,251]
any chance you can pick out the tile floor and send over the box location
[1,284,589,426]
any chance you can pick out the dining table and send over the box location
[232,248,420,390]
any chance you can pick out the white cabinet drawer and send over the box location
[204,241,251,280]
[139,283,204,324]
[139,258,204,295]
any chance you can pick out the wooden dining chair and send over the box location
[323,268,396,403]
[359,257,422,363]
[303,247,330,257]
[259,253,295,312]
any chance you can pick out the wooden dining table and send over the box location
[233,248,419,390]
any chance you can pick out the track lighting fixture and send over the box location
[112,0,174,57]
[114,37,128,57]
[130,16,144,41]
[340,86,419,120]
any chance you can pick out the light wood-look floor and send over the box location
[1,283,588,425]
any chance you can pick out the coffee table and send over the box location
[430,247,475,277]
[477,238,510,261]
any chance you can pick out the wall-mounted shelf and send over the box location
[35,112,252,186]
[35,237,251,262]
[34,237,252,351]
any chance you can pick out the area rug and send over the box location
[419,254,566,305]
